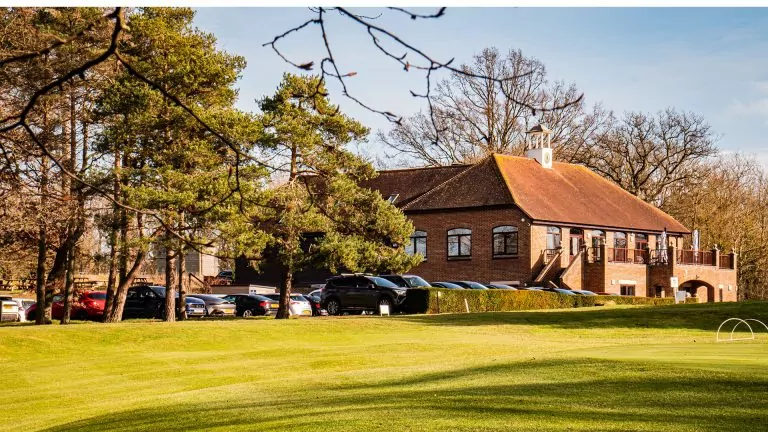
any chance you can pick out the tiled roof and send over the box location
[492,154,689,234]
[362,164,471,207]
[367,154,689,234]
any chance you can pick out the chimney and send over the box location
[525,124,553,169]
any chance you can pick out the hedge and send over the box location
[404,288,675,314]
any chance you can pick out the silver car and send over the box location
[187,294,237,317]
[261,294,313,316]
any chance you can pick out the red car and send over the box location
[26,291,107,321]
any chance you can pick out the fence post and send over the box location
[712,248,720,268]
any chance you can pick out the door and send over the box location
[353,276,375,309]
[123,288,142,318]
[569,228,584,257]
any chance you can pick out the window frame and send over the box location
[492,225,519,257]
[447,228,472,258]
[546,226,561,250]
[406,230,428,260]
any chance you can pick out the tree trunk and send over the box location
[276,268,293,319]
[104,214,145,323]
[103,145,121,321]
[35,157,49,325]
[177,246,187,320]
[61,246,75,324]
[164,241,177,322]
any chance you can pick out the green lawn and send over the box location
[2,302,768,431]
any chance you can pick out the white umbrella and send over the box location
[659,228,668,264]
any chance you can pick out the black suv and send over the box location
[321,275,407,315]
[378,274,432,288]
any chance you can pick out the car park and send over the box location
[449,281,489,290]
[378,274,431,288]
[261,293,313,316]
[25,291,107,321]
[122,285,205,320]
[321,275,406,315]
[485,283,518,290]
[540,287,577,295]
[570,290,598,296]
[517,286,544,291]
[430,282,464,289]
[221,294,273,317]
[187,294,237,317]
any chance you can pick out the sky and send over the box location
[193,7,768,169]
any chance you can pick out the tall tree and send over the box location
[379,47,605,166]
[253,74,419,319]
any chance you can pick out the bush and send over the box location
[404,288,674,314]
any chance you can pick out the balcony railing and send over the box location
[677,250,714,266]
[607,248,649,264]
[719,254,733,269]
[543,248,560,265]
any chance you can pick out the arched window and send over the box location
[614,232,627,248]
[407,230,427,259]
[546,226,561,250]
[447,228,472,258]
[493,226,519,257]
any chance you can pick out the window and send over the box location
[590,230,605,247]
[620,285,636,296]
[447,228,472,258]
[635,233,648,250]
[406,230,427,259]
[493,226,519,256]
[546,226,561,250]
[614,232,627,248]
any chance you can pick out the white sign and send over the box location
[674,291,687,304]
[670,277,679,288]
[379,304,390,316]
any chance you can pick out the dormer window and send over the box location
[387,194,399,204]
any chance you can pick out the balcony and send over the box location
[677,249,714,266]
[606,248,648,264]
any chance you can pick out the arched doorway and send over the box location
[679,280,716,303]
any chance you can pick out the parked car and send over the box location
[430,282,464,289]
[570,290,598,296]
[187,294,237,317]
[25,291,107,321]
[449,281,489,290]
[378,274,432,288]
[485,283,518,290]
[12,298,35,322]
[221,294,273,317]
[302,293,327,316]
[594,292,621,296]
[122,285,205,320]
[185,297,207,318]
[1,296,20,322]
[216,270,234,282]
[321,275,407,315]
[517,286,544,291]
[261,293,313,316]
[540,287,577,296]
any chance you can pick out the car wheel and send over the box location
[325,298,341,316]
[242,309,253,318]
[377,297,393,314]
[75,311,89,321]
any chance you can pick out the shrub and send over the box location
[404,288,674,314]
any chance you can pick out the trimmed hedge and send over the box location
[404,288,675,314]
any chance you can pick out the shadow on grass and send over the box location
[38,358,768,432]
[396,301,768,331]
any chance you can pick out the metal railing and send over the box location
[543,248,560,265]
[677,250,714,266]
[649,249,669,266]
[607,248,649,264]
[586,247,602,263]
[719,254,733,269]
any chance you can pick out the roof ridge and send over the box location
[377,164,472,174]
[403,156,493,211]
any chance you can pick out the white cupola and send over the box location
[525,124,553,169]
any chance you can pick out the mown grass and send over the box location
[2,302,767,431]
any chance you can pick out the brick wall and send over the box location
[603,263,648,296]
[407,207,532,283]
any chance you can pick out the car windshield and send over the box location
[86,293,107,300]
[291,295,308,302]
[456,281,486,289]
[367,277,400,288]
[404,276,430,287]
[150,286,166,297]
[435,282,462,289]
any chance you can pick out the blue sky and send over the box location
[194,7,768,168]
